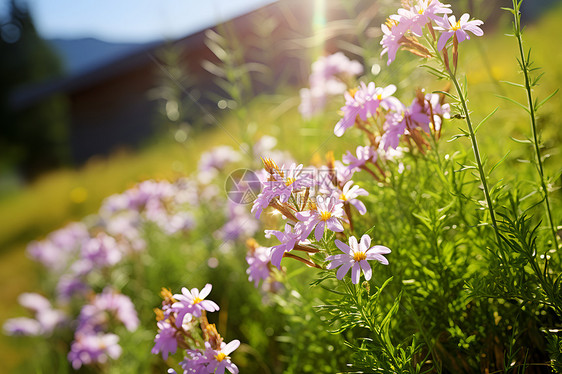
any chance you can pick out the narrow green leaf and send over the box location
[474,107,499,133]
[510,136,532,144]
[496,95,530,113]
[433,90,457,101]
[500,80,524,88]
[455,165,477,172]
[412,213,432,230]
[535,88,559,111]
[490,151,511,174]
[531,72,544,87]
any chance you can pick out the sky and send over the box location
[1,0,276,43]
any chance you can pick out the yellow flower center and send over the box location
[348,87,358,98]
[193,297,203,304]
[385,18,399,30]
[451,20,461,31]
[215,352,227,362]
[353,252,367,262]
[339,193,347,201]
[320,211,332,221]
[285,178,295,186]
[376,93,383,100]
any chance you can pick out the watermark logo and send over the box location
[225,169,262,204]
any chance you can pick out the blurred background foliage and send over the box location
[0,0,69,180]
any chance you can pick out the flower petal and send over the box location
[360,235,371,250]
[351,262,361,284]
[336,261,353,280]
[348,236,359,250]
[314,223,325,241]
[360,260,372,281]
[223,340,241,355]
[327,219,344,233]
[335,239,352,255]
[199,284,212,299]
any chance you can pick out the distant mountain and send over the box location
[47,37,158,76]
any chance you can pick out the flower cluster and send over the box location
[4,139,271,370]
[23,179,198,307]
[152,285,240,374]
[334,84,450,183]
[247,155,390,285]
[299,52,363,118]
[380,0,483,68]
[3,293,66,336]
[295,45,451,182]
[68,289,138,369]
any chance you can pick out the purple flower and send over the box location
[435,13,484,51]
[171,284,219,327]
[338,180,369,215]
[425,93,451,132]
[36,308,67,335]
[81,232,123,268]
[381,1,452,64]
[334,89,367,137]
[397,0,452,36]
[342,145,378,177]
[9,293,67,336]
[407,97,432,133]
[296,196,344,242]
[380,111,407,151]
[163,211,196,235]
[56,275,90,301]
[198,145,241,173]
[198,146,241,183]
[326,234,391,284]
[380,15,409,65]
[26,222,88,271]
[203,340,240,374]
[3,317,42,336]
[380,97,431,150]
[251,163,313,217]
[333,160,353,186]
[334,82,401,137]
[360,81,401,114]
[272,163,314,203]
[152,320,178,360]
[309,52,363,87]
[77,288,139,333]
[246,245,272,287]
[217,202,259,241]
[300,52,364,119]
[124,180,175,211]
[265,223,310,269]
[299,87,329,119]
[68,332,122,369]
[18,292,51,312]
[251,189,275,219]
[180,349,209,373]
[102,210,146,253]
[100,193,131,215]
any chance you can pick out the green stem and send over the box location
[423,30,501,246]
[511,0,559,250]
[447,70,502,247]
